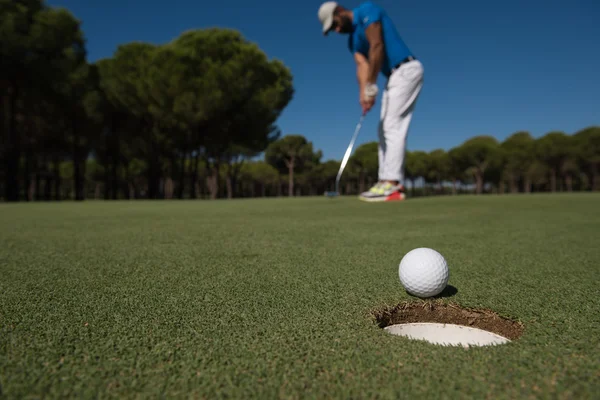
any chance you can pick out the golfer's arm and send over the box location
[354,52,370,92]
[365,22,384,84]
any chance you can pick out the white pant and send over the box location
[378,59,424,183]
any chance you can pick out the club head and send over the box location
[324,191,340,198]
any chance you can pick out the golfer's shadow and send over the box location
[406,285,458,299]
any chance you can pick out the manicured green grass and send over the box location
[1,194,599,399]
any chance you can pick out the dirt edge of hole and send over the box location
[371,299,524,341]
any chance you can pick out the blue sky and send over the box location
[47,0,599,161]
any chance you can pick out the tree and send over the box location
[166,28,294,199]
[453,136,501,194]
[526,161,549,192]
[240,161,279,197]
[1,0,86,201]
[265,135,318,197]
[349,142,378,193]
[405,150,428,196]
[447,147,467,195]
[561,157,579,192]
[574,126,600,191]
[1,0,40,201]
[425,149,450,193]
[534,131,575,192]
[96,42,165,198]
[311,160,341,194]
[61,63,103,201]
[500,131,534,193]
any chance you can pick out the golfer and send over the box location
[318,1,424,202]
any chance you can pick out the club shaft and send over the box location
[335,115,365,193]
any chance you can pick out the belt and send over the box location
[388,55,416,76]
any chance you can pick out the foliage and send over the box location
[450,136,501,194]
[265,135,321,196]
[501,131,535,192]
[0,1,597,201]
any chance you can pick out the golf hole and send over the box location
[372,301,524,348]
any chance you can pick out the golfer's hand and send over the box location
[360,92,376,114]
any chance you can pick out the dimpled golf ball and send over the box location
[399,248,449,298]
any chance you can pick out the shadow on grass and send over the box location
[405,284,458,299]
[434,284,458,298]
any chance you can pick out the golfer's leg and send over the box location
[385,107,415,184]
[381,61,424,184]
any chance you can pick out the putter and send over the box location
[325,112,366,197]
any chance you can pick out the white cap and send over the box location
[318,2,338,34]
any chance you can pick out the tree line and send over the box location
[1,1,599,202]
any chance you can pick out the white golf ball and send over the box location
[399,248,449,298]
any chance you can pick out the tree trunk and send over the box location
[27,176,34,201]
[104,163,111,200]
[524,177,531,193]
[550,168,557,192]
[4,84,20,201]
[147,163,156,199]
[72,119,83,201]
[119,180,128,200]
[178,152,186,199]
[74,150,85,201]
[286,158,295,197]
[110,137,120,200]
[207,161,219,200]
[565,174,573,192]
[510,175,518,193]
[190,153,199,199]
[24,145,32,201]
[164,177,174,199]
[475,172,484,194]
[193,155,200,198]
[359,173,366,193]
[226,175,233,199]
[231,161,243,199]
[34,153,42,201]
[147,155,161,200]
[44,161,52,201]
[105,117,118,200]
[23,108,33,201]
[79,161,87,200]
[591,166,599,191]
[35,167,41,201]
[111,158,120,200]
[213,162,220,200]
[53,158,61,201]
[452,179,458,195]
[262,183,266,197]
[224,160,240,200]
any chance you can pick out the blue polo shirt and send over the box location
[348,1,414,78]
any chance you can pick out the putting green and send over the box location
[0,194,598,398]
